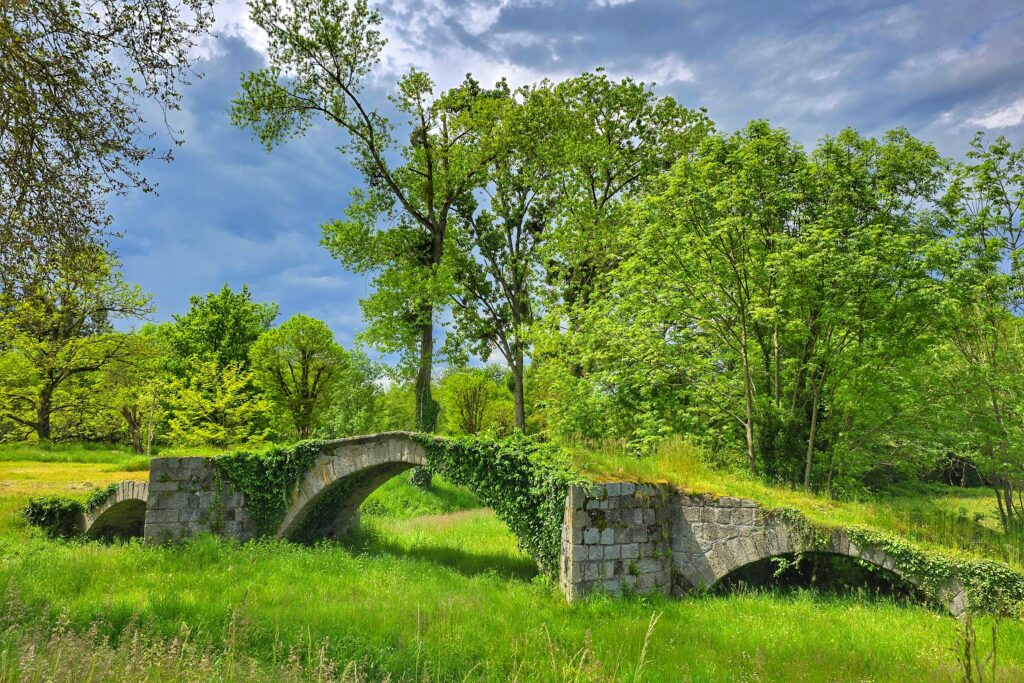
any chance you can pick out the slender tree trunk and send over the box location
[512,351,526,432]
[121,407,143,454]
[803,382,821,489]
[738,330,757,474]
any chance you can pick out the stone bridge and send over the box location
[558,482,968,618]
[80,433,966,615]
[82,481,149,539]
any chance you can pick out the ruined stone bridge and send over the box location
[79,432,966,616]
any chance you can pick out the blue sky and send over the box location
[110,0,1024,354]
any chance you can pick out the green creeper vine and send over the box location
[24,483,120,537]
[211,440,325,535]
[22,496,84,537]
[85,483,120,511]
[414,433,589,576]
[767,504,1024,616]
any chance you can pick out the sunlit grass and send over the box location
[571,438,1024,569]
[0,457,1022,680]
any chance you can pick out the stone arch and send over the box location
[672,496,967,618]
[83,481,149,539]
[276,432,427,541]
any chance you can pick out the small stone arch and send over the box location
[672,498,967,618]
[83,481,149,539]
[276,432,427,541]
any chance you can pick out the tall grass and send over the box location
[571,438,1024,568]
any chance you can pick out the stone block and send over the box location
[588,545,604,560]
[600,528,616,544]
[604,545,621,560]
[583,528,600,544]
[146,508,180,524]
[622,543,639,560]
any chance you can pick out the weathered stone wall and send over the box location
[559,482,673,600]
[145,457,254,542]
[560,484,968,618]
[671,493,772,592]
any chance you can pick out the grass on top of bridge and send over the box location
[571,438,1024,571]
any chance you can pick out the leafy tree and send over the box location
[437,367,508,436]
[579,122,945,483]
[934,133,1024,529]
[316,347,382,437]
[447,87,555,431]
[166,359,271,448]
[0,0,213,290]
[231,0,505,432]
[543,71,713,320]
[98,331,169,454]
[250,314,348,439]
[168,284,278,373]
[0,245,152,440]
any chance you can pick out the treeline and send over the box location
[2,0,1022,530]
[0,271,522,450]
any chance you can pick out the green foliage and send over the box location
[85,483,119,511]
[22,496,83,537]
[212,440,325,535]
[167,284,278,373]
[436,367,513,436]
[845,527,1024,616]
[165,359,271,448]
[250,314,349,438]
[0,245,153,442]
[416,433,588,574]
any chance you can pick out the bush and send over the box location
[22,496,84,537]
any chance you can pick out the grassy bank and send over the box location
[2,451,1023,680]
[573,439,1024,570]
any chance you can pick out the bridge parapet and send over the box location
[559,482,968,618]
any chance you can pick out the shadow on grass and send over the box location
[341,524,538,581]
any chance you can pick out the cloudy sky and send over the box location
[110,0,1024,350]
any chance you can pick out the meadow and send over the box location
[1,445,1022,682]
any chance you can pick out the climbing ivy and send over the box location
[845,526,1024,616]
[415,433,589,576]
[768,504,1024,616]
[85,483,120,511]
[212,440,325,535]
[22,496,84,537]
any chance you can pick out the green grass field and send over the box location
[1,452,1022,681]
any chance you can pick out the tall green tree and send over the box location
[447,87,555,431]
[934,133,1024,530]
[167,284,278,373]
[1,0,213,290]
[98,330,169,454]
[166,359,271,448]
[0,245,152,440]
[231,0,505,432]
[579,122,944,484]
[250,314,348,439]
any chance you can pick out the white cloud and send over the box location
[192,0,268,60]
[968,97,1024,129]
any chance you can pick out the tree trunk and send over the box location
[414,313,438,432]
[803,383,821,489]
[411,308,437,490]
[512,351,526,432]
[36,386,53,441]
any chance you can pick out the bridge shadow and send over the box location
[338,519,539,582]
[714,552,939,610]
